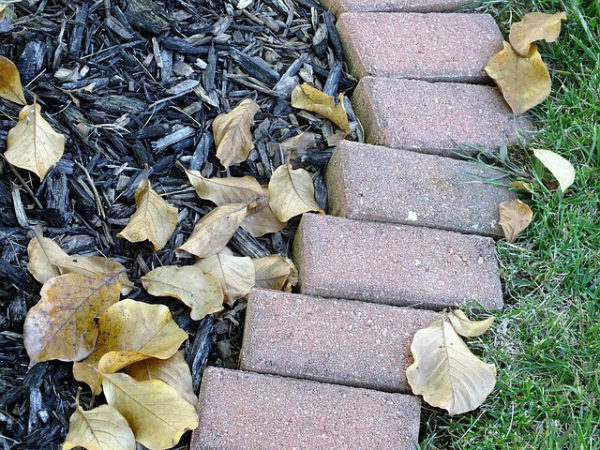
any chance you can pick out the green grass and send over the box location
[420,1,600,448]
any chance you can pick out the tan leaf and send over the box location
[280,132,317,168]
[291,83,350,132]
[448,309,495,338]
[177,203,247,258]
[498,199,533,243]
[141,266,224,320]
[117,178,178,251]
[241,193,287,237]
[532,149,575,192]
[213,98,260,169]
[103,373,199,450]
[126,352,197,406]
[27,236,68,284]
[6,103,65,179]
[406,318,497,416]
[253,255,297,291]
[0,55,26,104]
[193,250,255,306]
[185,169,263,205]
[268,163,323,222]
[23,273,122,366]
[56,256,134,296]
[485,42,551,115]
[509,11,567,57]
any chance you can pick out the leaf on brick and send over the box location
[291,83,350,132]
[509,11,567,57]
[498,199,533,243]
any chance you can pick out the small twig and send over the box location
[74,160,106,220]
[0,153,44,210]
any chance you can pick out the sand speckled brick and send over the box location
[321,0,473,16]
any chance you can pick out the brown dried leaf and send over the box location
[6,103,65,179]
[0,55,26,104]
[241,192,287,237]
[253,255,297,292]
[185,169,263,205]
[213,98,260,169]
[499,199,533,243]
[448,309,495,338]
[291,83,350,132]
[269,163,323,222]
[509,11,567,57]
[27,236,68,284]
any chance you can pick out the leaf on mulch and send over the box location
[27,235,68,284]
[0,55,26,104]
[498,199,533,243]
[509,11,567,57]
[185,169,263,205]
[269,163,323,222]
[56,256,134,296]
[291,83,350,132]
[532,149,575,192]
[448,309,495,338]
[241,189,287,237]
[253,255,298,292]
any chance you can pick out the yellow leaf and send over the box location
[213,98,260,169]
[406,319,496,416]
[102,373,199,450]
[177,203,247,258]
[23,273,122,366]
[117,178,178,251]
[448,309,495,338]
[241,192,287,237]
[532,149,575,192]
[252,255,298,292]
[27,236,68,284]
[193,249,255,306]
[56,255,134,296]
[268,163,323,222]
[509,11,567,57]
[6,103,65,179]
[291,83,350,132]
[0,55,26,105]
[498,199,533,243]
[141,266,224,320]
[485,42,551,115]
[185,169,263,205]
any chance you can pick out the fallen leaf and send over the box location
[193,249,255,305]
[56,256,134,296]
[0,55,26,104]
[185,169,263,205]
[498,199,533,243]
[141,266,224,320]
[253,255,297,291]
[213,98,260,169]
[117,178,178,251]
[485,42,551,114]
[448,310,495,338]
[280,131,317,168]
[177,203,247,258]
[406,318,497,416]
[27,236,68,284]
[103,373,199,450]
[6,103,65,179]
[269,163,323,222]
[532,149,575,192]
[509,11,567,57]
[509,180,535,194]
[291,83,350,132]
[23,273,122,366]
[241,193,287,237]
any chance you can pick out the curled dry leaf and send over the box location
[0,55,26,104]
[23,273,122,366]
[27,235,68,284]
[117,178,178,251]
[448,309,495,338]
[291,83,350,132]
[485,42,551,115]
[241,191,287,237]
[498,199,533,243]
[253,255,298,292]
[102,373,199,450]
[268,163,323,222]
[533,149,575,192]
[141,265,224,320]
[406,318,497,416]
[185,169,263,205]
[509,11,567,57]
[213,98,260,169]
[6,103,65,179]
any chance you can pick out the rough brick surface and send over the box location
[352,77,532,156]
[326,140,515,237]
[337,13,503,82]
[240,289,440,392]
[321,0,473,16]
[191,367,420,450]
[293,214,502,310]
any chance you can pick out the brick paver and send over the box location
[321,0,473,16]
[326,140,515,237]
[337,13,503,83]
[190,367,421,450]
[293,213,503,310]
[353,77,531,156]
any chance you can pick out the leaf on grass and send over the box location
[177,203,247,258]
[141,266,224,320]
[253,255,298,292]
[103,373,199,450]
[0,55,26,104]
[509,11,567,57]
[269,163,323,222]
[185,169,263,205]
[27,235,68,284]
[213,98,260,169]
[241,192,287,237]
[117,178,178,251]
[193,249,255,305]
[291,83,350,132]
[23,273,122,366]
[485,42,551,115]
[448,309,495,338]
[406,318,497,416]
[498,199,533,243]
[532,149,575,192]
[6,103,65,179]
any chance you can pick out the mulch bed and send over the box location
[0,0,360,448]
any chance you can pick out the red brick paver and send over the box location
[191,367,421,450]
[321,0,473,16]
[240,289,440,392]
[326,140,515,237]
[338,13,503,83]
